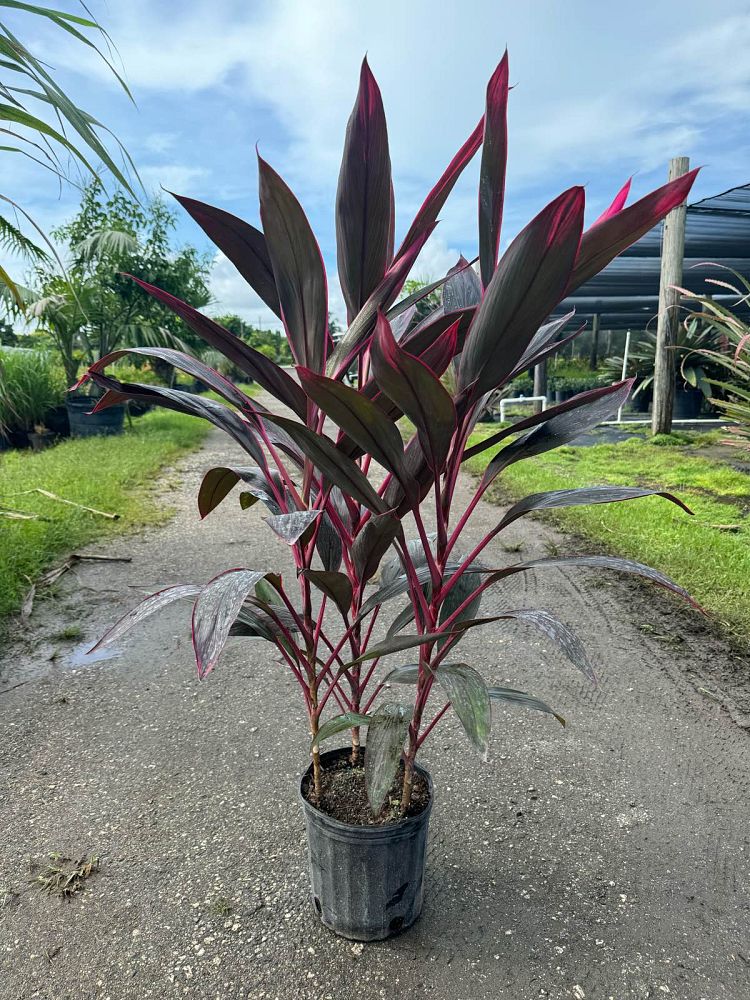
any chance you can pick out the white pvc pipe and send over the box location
[617,328,632,423]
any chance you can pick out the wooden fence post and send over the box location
[652,156,690,434]
[588,313,600,370]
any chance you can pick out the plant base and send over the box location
[299,746,433,941]
[67,395,125,438]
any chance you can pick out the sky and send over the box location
[4,0,750,330]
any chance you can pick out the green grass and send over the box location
[0,408,211,625]
[465,429,750,643]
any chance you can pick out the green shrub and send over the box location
[0,348,67,435]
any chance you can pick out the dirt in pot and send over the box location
[302,754,430,826]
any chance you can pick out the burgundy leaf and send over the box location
[442,256,482,312]
[297,367,412,489]
[477,379,634,489]
[592,178,632,226]
[478,52,509,289]
[458,186,585,397]
[488,686,565,727]
[258,153,329,373]
[514,310,576,373]
[262,412,387,514]
[300,570,353,617]
[171,193,281,317]
[351,512,401,584]
[198,466,282,518]
[395,117,484,264]
[327,223,436,377]
[567,169,699,294]
[464,378,633,463]
[496,485,692,532]
[90,584,200,653]
[336,57,393,321]
[125,275,307,418]
[192,569,268,679]
[371,312,456,473]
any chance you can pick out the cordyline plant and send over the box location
[83,54,701,817]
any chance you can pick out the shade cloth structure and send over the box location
[553,183,750,331]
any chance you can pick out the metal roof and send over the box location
[554,182,750,331]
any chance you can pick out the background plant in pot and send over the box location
[83,52,702,940]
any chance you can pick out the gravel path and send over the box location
[1,391,749,1000]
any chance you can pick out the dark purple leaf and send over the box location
[336,57,392,321]
[258,153,329,373]
[488,687,565,727]
[567,169,699,294]
[125,275,307,418]
[478,52,509,289]
[171,193,281,317]
[442,256,482,312]
[301,570,353,617]
[371,312,456,474]
[262,412,387,514]
[351,512,401,584]
[496,485,693,532]
[514,310,575,373]
[395,117,484,264]
[297,367,413,490]
[90,584,200,652]
[192,569,268,679]
[346,630,451,666]
[488,608,596,684]
[198,466,283,518]
[327,223,436,376]
[458,186,585,397]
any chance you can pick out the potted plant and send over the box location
[82,53,701,941]
[0,345,66,448]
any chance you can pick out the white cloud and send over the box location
[138,164,210,197]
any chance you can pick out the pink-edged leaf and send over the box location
[87,346,254,413]
[351,511,401,584]
[418,317,461,378]
[85,372,268,465]
[171,193,281,317]
[402,306,475,361]
[514,310,576,373]
[458,187,585,397]
[478,52,509,289]
[567,168,699,294]
[477,380,635,489]
[90,584,200,653]
[337,56,393,321]
[125,275,307,418]
[264,510,321,545]
[395,117,484,264]
[297,366,413,490]
[371,312,456,474]
[496,485,692,532]
[442,256,482,312]
[592,178,632,226]
[514,321,586,376]
[464,378,634,463]
[192,569,268,679]
[262,412,387,514]
[198,466,283,518]
[258,153,329,373]
[327,223,436,376]
[389,303,416,341]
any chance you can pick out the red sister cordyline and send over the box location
[84,53,701,815]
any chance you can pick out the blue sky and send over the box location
[4,0,750,329]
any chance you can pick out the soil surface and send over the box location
[303,756,430,826]
[1,388,749,1000]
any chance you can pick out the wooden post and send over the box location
[652,157,690,434]
[533,359,547,412]
[605,329,612,357]
[588,313,600,370]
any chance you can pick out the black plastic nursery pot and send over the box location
[672,385,703,420]
[299,747,433,941]
[67,394,125,438]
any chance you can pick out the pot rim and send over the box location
[298,745,433,835]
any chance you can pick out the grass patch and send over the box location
[0,408,210,626]
[465,430,750,643]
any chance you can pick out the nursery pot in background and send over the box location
[672,384,703,420]
[299,747,433,941]
[66,394,125,438]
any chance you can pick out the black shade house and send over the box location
[553,182,750,332]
